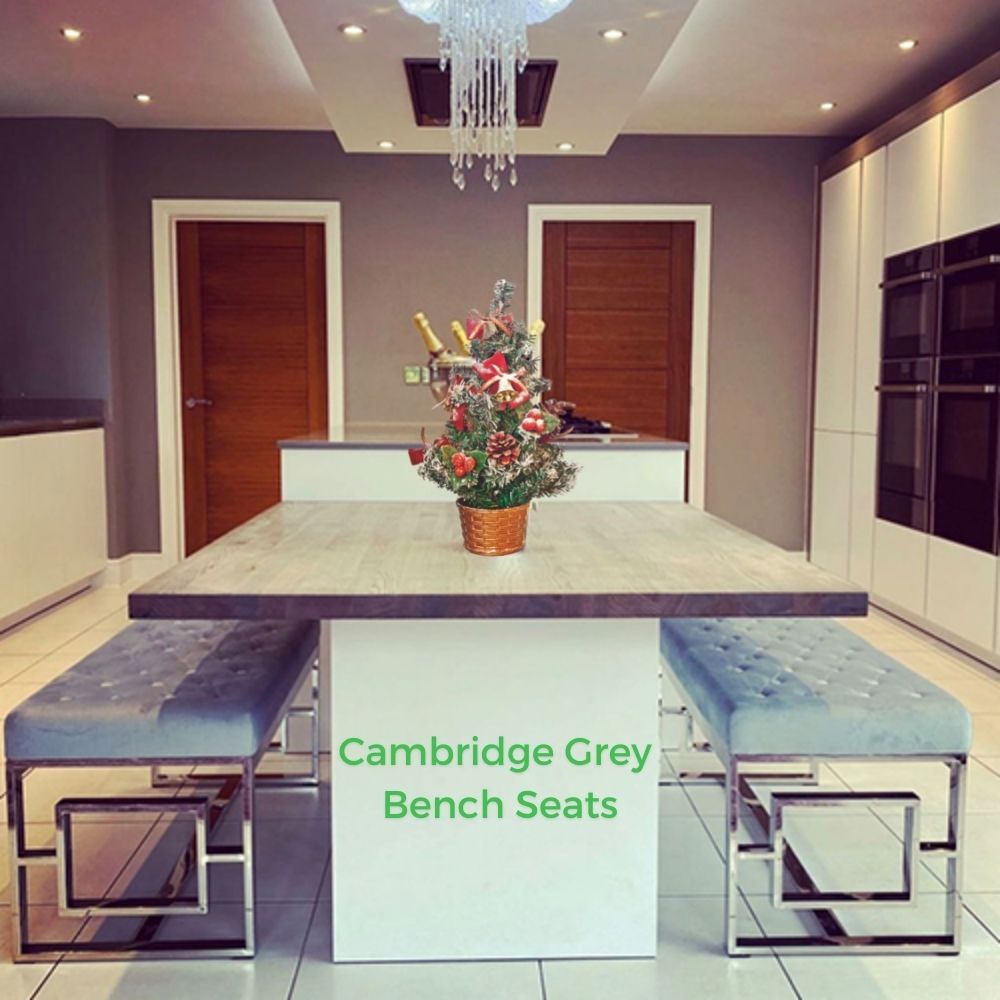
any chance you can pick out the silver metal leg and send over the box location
[6,757,259,961]
[725,753,967,956]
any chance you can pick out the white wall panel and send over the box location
[0,438,29,620]
[853,149,886,435]
[872,518,929,617]
[925,537,996,650]
[941,79,1000,240]
[814,164,861,433]
[885,116,942,256]
[810,429,852,578]
[848,434,876,589]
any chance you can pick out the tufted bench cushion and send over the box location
[4,619,319,763]
[659,618,972,758]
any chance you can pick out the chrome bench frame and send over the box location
[660,687,967,956]
[5,655,321,962]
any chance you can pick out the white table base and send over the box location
[328,618,660,962]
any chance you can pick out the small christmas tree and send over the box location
[417,279,578,509]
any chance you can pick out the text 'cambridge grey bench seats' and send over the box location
[4,618,320,962]
[659,617,971,957]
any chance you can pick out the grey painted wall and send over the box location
[3,121,839,554]
[0,119,116,400]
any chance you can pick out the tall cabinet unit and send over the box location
[814,76,1000,665]
[870,117,942,618]
[811,164,859,579]
[810,151,885,590]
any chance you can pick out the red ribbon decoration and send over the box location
[466,309,514,341]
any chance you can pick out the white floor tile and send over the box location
[542,895,796,1000]
[295,904,542,1000]
[0,910,53,999]
[32,902,312,999]
[780,898,1000,999]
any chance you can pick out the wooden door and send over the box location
[541,221,694,442]
[178,221,327,555]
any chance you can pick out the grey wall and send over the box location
[0,119,116,400]
[3,122,839,554]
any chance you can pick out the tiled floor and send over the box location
[2,590,1000,998]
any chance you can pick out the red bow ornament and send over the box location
[474,352,531,410]
[466,309,514,341]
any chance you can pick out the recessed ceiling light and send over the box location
[378,140,395,149]
[599,28,627,41]
[339,23,367,37]
[898,38,918,51]
[557,142,575,151]
[134,93,152,104]
[60,26,83,41]
[819,101,837,112]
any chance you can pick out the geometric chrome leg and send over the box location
[5,756,259,962]
[724,753,967,956]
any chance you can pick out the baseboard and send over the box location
[0,578,96,635]
[99,552,171,588]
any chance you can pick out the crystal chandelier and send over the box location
[398,0,574,190]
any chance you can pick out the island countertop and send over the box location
[279,422,688,451]
[129,500,865,620]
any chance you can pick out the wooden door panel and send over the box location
[542,219,693,449]
[564,311,671,367]
[178,220,327,554]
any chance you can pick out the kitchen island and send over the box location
[280,422,688,503]
[130,501,864,964]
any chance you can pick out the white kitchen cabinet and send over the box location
[872,518,929,617]
[885,116,942,256]
[814,163,861,433]
[853,149,887,435]
[924,537,997,651]
[848,434,876,589]
[941,79,1000,240]
[0,437,29,620]
[810,429,853,578]
[0,429,107,627]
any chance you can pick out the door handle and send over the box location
[874,385,929,393]
[185,397,214,409]
[934,384,1000,394]
[879,271,937,290]
[939,255,1000,276]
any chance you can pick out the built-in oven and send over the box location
[881,243,939,359]
[931,356,1000,553]
[876,358,933,530]
[939,224,1000,357]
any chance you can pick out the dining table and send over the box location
[129,500,866,963]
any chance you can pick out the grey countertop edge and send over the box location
[130,590,867,621]
[0,416,104,439]
[279,437,689,452]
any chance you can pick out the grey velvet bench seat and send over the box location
[659,617,972,958]
[4,618,321,962]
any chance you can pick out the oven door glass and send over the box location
[940,265,1000,356]
[882,278,937,359]
[878,389,930,498]
[932,391,999,552]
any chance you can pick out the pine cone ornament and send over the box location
[486,431,521,466]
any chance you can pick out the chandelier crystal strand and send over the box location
[399,0,573,190]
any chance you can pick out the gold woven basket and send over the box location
[457,501,530,556]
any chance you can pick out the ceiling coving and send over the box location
[397,0,575,189]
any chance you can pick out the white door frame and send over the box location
[527,204,711,509]
[151,199,344,565]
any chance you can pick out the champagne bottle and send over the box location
[412,312,446,358]
[450,321,472,355]
[529,319,546,340]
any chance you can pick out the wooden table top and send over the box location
[129,502,866,620]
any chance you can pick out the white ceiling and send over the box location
[627,0,1000,136]
[2,1,1000,150]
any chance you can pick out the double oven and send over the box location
[877,222,1000,553]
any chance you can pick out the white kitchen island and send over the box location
[279,422,688,504]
